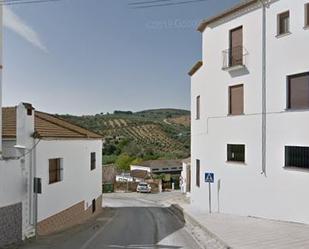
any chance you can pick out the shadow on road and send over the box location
[15,206,189,249]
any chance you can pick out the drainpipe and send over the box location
[33,138,38,238]
[260,0,268,176]
[0,5,3,158]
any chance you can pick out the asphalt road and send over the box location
[18,193,201,249]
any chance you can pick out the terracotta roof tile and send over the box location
[2,107,102,139]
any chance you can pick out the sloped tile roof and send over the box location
[134,159,183,168]
[2,107,102,139]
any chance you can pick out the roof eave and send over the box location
[188,61,203,76]
[197,0,259,33]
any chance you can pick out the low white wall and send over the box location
[2,140,18,158]
[0,159,25,207]
[36,139,102,221]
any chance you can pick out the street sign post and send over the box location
[205,173,215,213]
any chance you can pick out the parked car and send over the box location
[136,182,151,193]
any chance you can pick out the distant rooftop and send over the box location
[133,159,183,168]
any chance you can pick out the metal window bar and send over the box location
[222,46,248,70]
[285,146,309,169]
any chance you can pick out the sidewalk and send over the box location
[169,198,309,249]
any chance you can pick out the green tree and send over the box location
[115,154,135,171]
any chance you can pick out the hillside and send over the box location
[59,109,190,166]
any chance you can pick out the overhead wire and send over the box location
[129,0,209,9]
[0,0,61,6]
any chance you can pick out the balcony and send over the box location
[222,46,248,71]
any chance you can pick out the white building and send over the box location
[190,0,309,224]
[131,160,183,174]
[0,103,103,245]
[180,158,191,195]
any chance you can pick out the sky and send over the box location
[3,0,239,115]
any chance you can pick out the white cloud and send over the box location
[3,6,48,52]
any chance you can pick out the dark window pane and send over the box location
[196,96,200,120]
[196,159,200,187]
[285,146,309,169]
[91,152,96,170]
[227,144,245,162]
[288,73,309,109]
[229,85,244,115]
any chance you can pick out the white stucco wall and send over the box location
[0,160,25,207]
[3,139,18,158]
[191,0,309,224]
[35,139,102,221]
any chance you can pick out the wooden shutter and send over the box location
[288,73,309,109]
[49,159,61,184]
[305,3,309,27]
[278,11,289,35]
[230,26,243,66]
[229,85,244,115]
[49,159,57,184]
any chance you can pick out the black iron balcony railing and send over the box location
[222,46,248,70]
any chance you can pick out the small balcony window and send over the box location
[229,84,244,115]
[223,26,248,71]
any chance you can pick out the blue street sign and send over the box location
[205,172,214,183]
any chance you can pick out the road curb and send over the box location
[168,204,232,249]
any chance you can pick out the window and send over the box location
[49,158,63,184]
[287,72,309,110]
[305,3,309,27]
[229,85,244,115]
[90,152,96,170]
[196,95,200,120]
[229,26,243,67]
[285,146,309,169]
[92,199,96,213]
[27,108,32,116]
[278,11,290,35]
[227,144,245,163]
[196,159,200,187]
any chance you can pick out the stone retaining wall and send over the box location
[0,203,22,248]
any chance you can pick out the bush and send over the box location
[102,155,118,165]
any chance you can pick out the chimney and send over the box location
[16,103,35,150]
